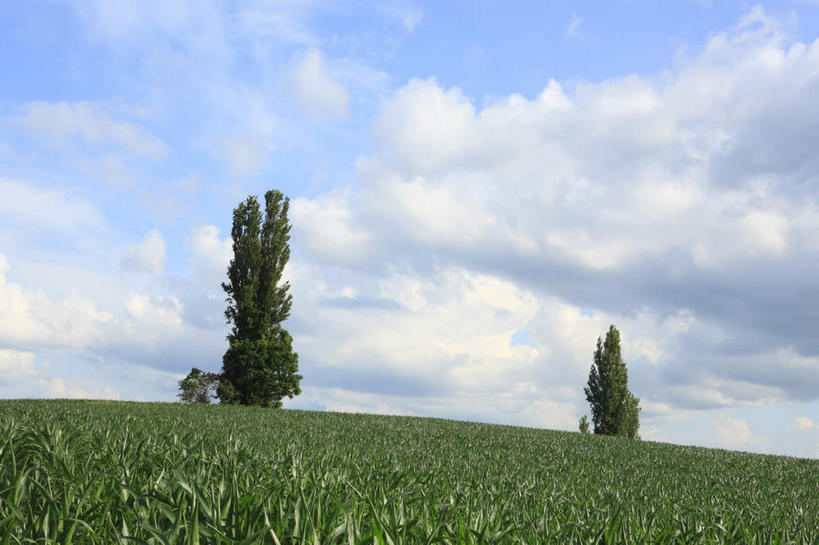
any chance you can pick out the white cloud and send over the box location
[371,173,505,249]
[0,179,105,234]
[292,383,581,432]
[287,263,705,431]
[291,193,375,266]
[787,416,816,431]
[125,294,183,327]
[283,14,819,434]
[290,49,350,120]
[739,210,790,257]
[219,137,269,178]
[0,254,223,378]
[185,225,232,284]
[0,349,42,384]
[518,391,580,430]
[783,416,819,458]
[566,14,582,38]
[291,257,709,425]
[121,229,166,275]
[291,265,540,399]
[329,13,819,275]
[526,301,699,392]
[210,88,280,177]
[74,153,139,190]
[0,253,115,351]
[371,78,477,174]
[19,101,167,158]
[711,416,754,449]
[43,378,121,400]
[310,388,413,416]
[692,207,792,267]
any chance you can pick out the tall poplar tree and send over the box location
[217,190,302,407]
[583,325,640,438]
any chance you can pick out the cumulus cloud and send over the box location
[0,349,42,384]
[291,193,375,266]
[782,415,819,458]
[353,10,819,278]
[0,253,224,378]
[360,60,814,268]
[290,49,350,120]
[0,350,129,402]
[121,229,166,275]
[711,416,754,449]
[18,101,167,158]
[0,179,105,235]
[0,254,115,351]
[787,416,817,431]
[288,9,819,418]
[289,265,540,408]
[371,79,477,174]
[286,260,705,430]
[125,294,183,327]
[185,225,232,284]
[43,378,121,400]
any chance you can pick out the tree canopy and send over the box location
[583,325,640,438]
[217,190,302,407]
[578,414,590,434]
[177,367,219,404]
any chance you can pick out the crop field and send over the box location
[0,400,817,544]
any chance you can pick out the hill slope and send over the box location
[1,400,817,543]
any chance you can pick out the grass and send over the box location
[0,400,817,544]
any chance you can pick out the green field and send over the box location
[1,400,817,544]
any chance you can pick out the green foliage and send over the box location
[622,389,641,439]
[579,414,590,434]
[219,190,301,407]
[585,325,641,438]
[217,331,301,408]
[177,367,220,404]
[1,400,817,544]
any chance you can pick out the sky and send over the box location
[1,0,818,459]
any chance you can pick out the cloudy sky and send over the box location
[2,1,819,458]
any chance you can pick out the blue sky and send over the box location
[1,0,819,458]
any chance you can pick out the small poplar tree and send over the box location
[584,325,640,438]
[217,190,302,407]
[578,415,590,434]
